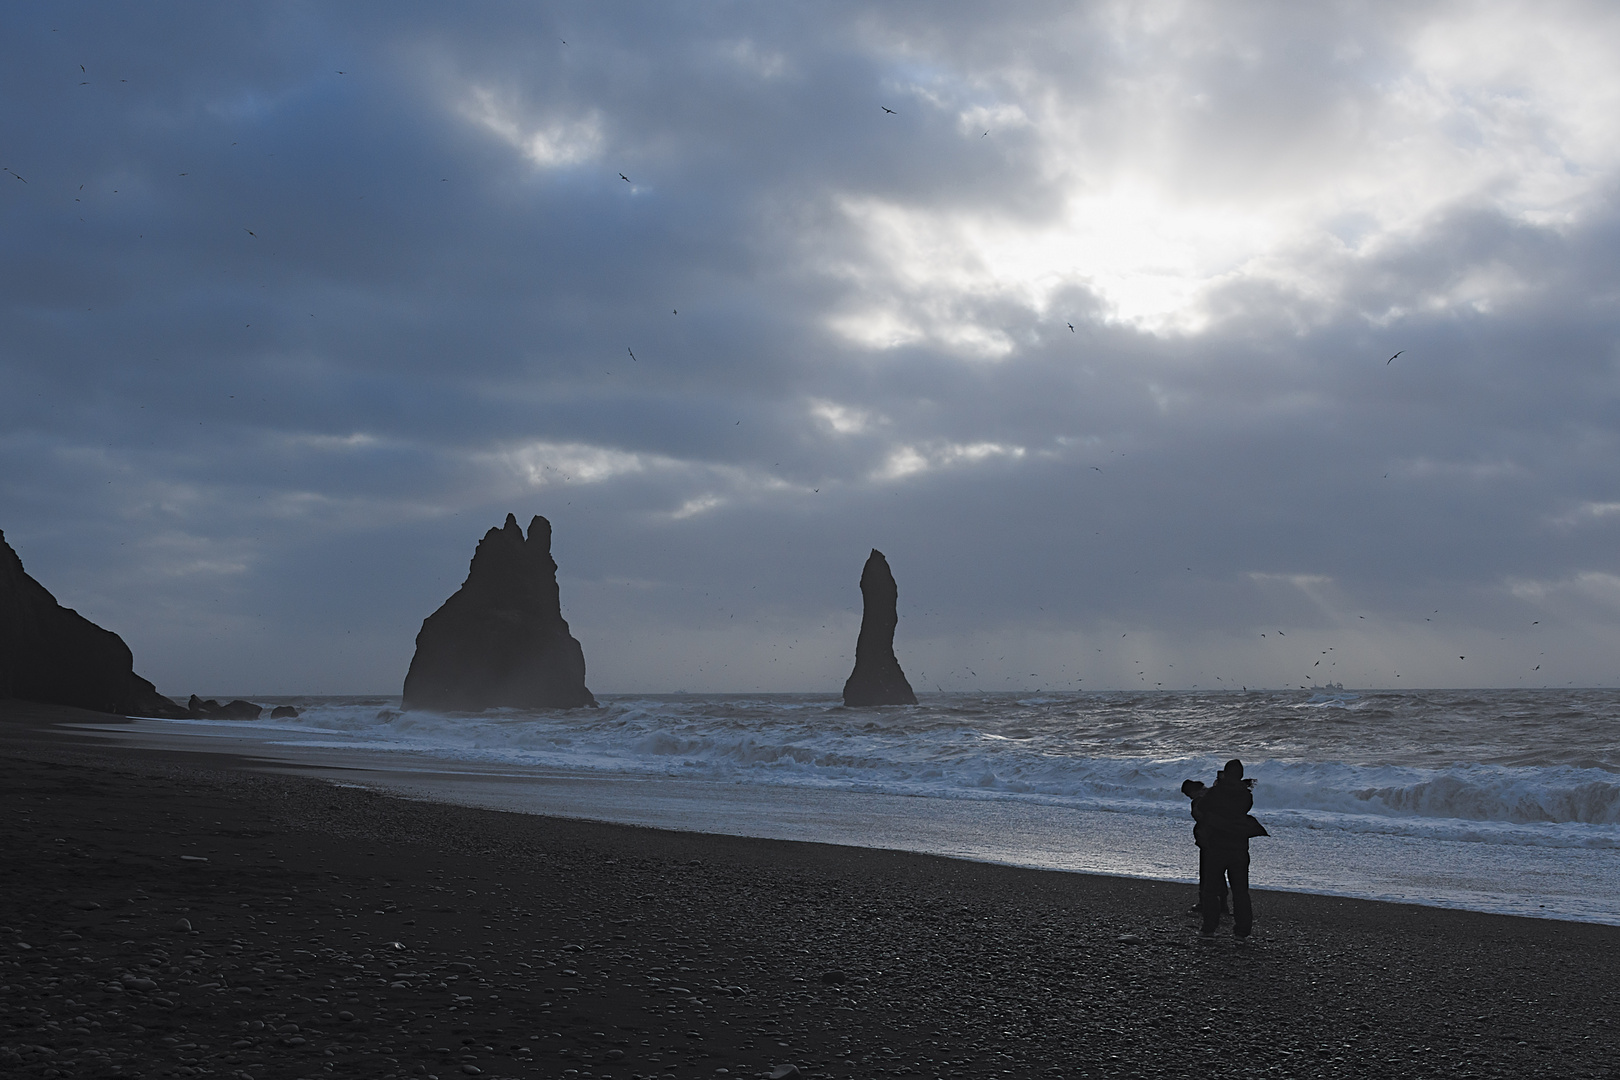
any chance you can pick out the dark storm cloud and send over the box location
[5,2,1620,693]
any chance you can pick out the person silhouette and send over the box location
[1180,776,1226,918]
[1189,758,1267,938]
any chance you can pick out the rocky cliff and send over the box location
[0,529,187,717]
[403,514,597,711]
[842,548,918,707]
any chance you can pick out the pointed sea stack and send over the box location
[403,514,597,711]
[842,548,918,707]
[0,528,187,717]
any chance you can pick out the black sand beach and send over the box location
[3,700,1617,1080]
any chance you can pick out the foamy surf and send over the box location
[119,688,1620,923]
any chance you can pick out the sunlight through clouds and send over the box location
[832,2,1620,339]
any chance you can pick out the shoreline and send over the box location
[83,708,1620,927]
[4,698,1619,1079]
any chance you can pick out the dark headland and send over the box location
[404,514,597,711]
[3,700,1618,1080]
[842,549,918,706]
[0,529,186,718]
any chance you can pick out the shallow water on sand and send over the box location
[111,688,1620,924]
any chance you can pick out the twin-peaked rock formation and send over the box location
[404,514,597,711]
[0,529,187,717]
[842,548,918,707]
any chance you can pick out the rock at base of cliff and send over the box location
[842,548,918,707]
[0,529,188,718]
[187,695,264,720]
[403,513,598,711]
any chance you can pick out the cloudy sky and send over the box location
[6,1,1620,695]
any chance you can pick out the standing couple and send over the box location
[1181,758,1268,938]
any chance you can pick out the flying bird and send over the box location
[1067,322,1075,332]
[1386,351,1403,364]
[244,229,256,237]
[3,169,24,183]
[628,348,637,362]
[619,173,631,183]
[881,106,896,114]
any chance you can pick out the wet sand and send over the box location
[3,699,1617,1079]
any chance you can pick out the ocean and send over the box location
[106,688,1620,925]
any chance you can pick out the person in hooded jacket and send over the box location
[1190,758,1267,938]
[1180,776,1227,918]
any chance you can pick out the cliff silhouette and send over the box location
[0,529,186,717]
[842,548,918,706]
[403,514,597,711]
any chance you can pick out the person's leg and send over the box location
[1199,848,1223,934]
[1228,852,1252,937]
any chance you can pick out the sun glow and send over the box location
[829,5,1620,346]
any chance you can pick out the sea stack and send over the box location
[403,514,597,711]
[842,548,918,707]
[0,528,187,717]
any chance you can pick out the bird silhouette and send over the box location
[881,106,896,114]
[1387,351,1403,364]
[619,173,631,183]
[244,229,256,237]
[1067,323,1074,332]
[628,348,637,362]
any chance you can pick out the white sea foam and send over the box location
[116,688,1620,924]
[212,690,1620,849]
